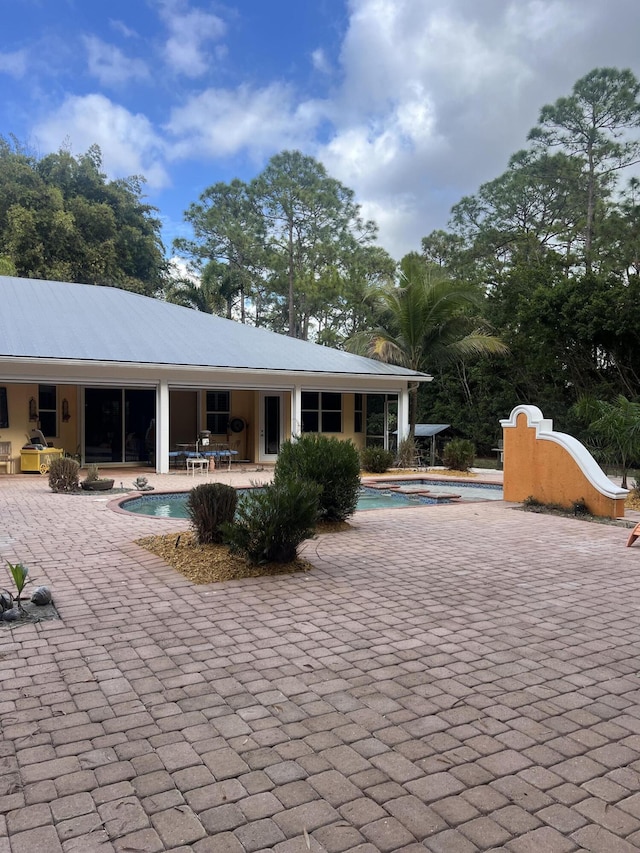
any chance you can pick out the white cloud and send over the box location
[311,48,331,75]
[166,83,325,160]
[32,94,169,188]
[109,19,138,39]
[0,49,28,79]
[157,0,226,78]
[309,0,624,258]
[84,36,150,86]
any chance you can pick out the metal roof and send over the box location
[414,424,450,438]
[0,276,431,380]
[393,424,450,437]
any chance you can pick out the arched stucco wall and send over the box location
[500,405,627,519]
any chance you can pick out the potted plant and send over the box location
[81,464,115,491]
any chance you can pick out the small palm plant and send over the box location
[6,560,29,610]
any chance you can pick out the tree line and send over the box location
[2,67,640,454]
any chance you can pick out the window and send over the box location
[38,385,57,437]
[206,391,230,434]
[301,392,342,433]
[0,387,7,429]
[354,394,363,433]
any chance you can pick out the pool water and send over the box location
[378,479,503,502]
[122,480,502,518]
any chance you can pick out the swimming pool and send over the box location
[121,480,502,518]
[367,479,503,503]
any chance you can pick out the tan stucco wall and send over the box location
[0,383,78,472]
[503,410,625,519]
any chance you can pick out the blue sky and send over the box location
[3,0,640,261]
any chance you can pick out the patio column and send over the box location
[397,386,410,443]
[291,384,302,438]
[156,380,170,473]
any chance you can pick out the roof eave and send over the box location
[0,355,433,384]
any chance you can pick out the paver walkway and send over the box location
[1,469,640,852]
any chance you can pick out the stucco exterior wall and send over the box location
[501,405,627,519]
[0,383,77,472]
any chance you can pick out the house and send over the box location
[0,276,432,472]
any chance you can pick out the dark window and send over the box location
[354,394,363,433]
[301,392,342,433]
[206,391,230,434]
[0,387,7,429]
[38,385,57,437]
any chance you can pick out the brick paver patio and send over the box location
[1,469,640,851]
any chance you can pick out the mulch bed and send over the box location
[136,520,352,585]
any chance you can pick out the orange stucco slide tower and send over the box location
[500,405,628,519]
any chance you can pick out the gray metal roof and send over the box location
[414,424,450,438]
[0,276,430,380]
[393,424,450,437]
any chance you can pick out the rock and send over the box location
[1,608,20,622]
[31,586,52,606]
[0,591,13,612]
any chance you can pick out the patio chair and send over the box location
[0,441,12,474]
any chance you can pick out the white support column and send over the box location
[156,380,170,473]
[291,384,302,439]
[397,385,410,444]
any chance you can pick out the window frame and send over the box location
[38,384,57,438]
[301,391,343,434]
[206,390,231,435]
[354,393,363,434]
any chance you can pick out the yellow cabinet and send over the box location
[20,447,64,474]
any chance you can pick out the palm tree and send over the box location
[351,254,508,436]
[165,261,235,317]
[573,395,640,488]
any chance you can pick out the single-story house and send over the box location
[0,276,432,473]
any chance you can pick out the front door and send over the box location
[259,393,283,462]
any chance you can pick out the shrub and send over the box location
[396,436,418,469]
[275,434,361,522]
[360,446,395,474]
[223,479,320,563]
[187,483,238,545]
[442,438,475,471]
[84,464,99,483]
[48,457,80,493]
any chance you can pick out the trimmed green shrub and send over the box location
[442,438,476,471]
[48,457,80,493]
[274,434,361,522]
[223,479,320,563]
[360,446,395,474]
[187,483,238,545]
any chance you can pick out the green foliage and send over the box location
[442,438,476,471]
[48,457,80,493]
[360,446,395,473]
[573,395,640,488]
[350,253,507,434]
[6,560,28,608]
[187,483,238,545]
[274,434,361,522]
[174,151,383,340]
[0,137,167,293]
[223,480,320,564]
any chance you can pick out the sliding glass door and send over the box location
[84,388,155,464]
